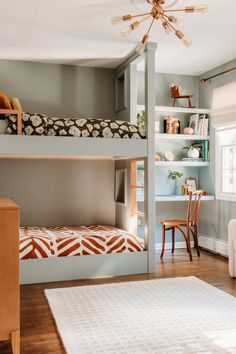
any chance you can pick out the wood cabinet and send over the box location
[0,199,20,354]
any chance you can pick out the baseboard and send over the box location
[156,236,228,258]
[199,235,228,257]
[155,241,194,251]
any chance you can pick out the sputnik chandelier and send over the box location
[111,0,208,55]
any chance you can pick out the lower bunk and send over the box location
[19,225,148,284]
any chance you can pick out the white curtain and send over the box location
[212,81,236,128]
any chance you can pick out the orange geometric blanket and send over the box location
[19,225,144,260]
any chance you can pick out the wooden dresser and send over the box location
[0,199,20,354]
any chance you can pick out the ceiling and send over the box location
[0,0,235,75]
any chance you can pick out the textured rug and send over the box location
[45,276,236,354]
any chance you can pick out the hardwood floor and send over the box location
[1,250,236,354]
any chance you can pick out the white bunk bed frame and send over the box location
[0,43,157,284]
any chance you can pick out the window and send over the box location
[222,144,236,193]
[213,81,236,202]
[216,128,236,201]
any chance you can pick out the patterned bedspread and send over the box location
[19,225,144,260]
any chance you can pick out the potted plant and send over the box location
[168,170,183,195]
[137,111,145,131]
[183,144,201,159]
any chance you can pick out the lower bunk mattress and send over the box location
[19,225,144,260]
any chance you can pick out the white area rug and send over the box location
[45,276,236,354]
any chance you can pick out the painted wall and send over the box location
[0,60,115,119]
[0,160,115,227]
[0,60,117,227]
[198,58,236,241]
[137,71,199,107]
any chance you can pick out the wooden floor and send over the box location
[1,249,236,354]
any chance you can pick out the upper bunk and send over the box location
[0,44,158,161]
[0,135,147,160]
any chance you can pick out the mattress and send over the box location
[5,113,146,139]
[19,225,144,260]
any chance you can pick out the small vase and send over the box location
[174,180,181,195]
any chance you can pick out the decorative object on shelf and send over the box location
[182,183,189,195]
[164,115,180,134]
[183,127,194,135]
[155,154,161,161]
[170,84,196,108]
[164,150,175,161]
[137,110,145,130]
[185,177,197,193]
[189,114,199,134]
[169,170,183,195]
[185,145,200,159]
[111,1,208,55]
[155,120,160,133]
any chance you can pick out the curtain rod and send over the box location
[200,66,236,84]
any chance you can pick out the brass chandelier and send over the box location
[111,0,208,55]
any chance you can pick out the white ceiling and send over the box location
[0,0,235,75]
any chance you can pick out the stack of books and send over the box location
[189,114,209,136]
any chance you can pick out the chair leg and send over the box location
[188,97,191,108]
[160,225,166,258]
[186,228,193,261]
[172,228,175,254]
[194,226,200,257]
[173,98,176,107]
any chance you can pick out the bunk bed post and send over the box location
[144,42,157,273]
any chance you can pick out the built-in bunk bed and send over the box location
[0,43,156,284]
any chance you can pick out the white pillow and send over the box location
[0,120,7,134]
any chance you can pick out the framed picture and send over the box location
[189,114,199,135]
[185,177,197,193]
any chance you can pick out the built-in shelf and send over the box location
[155,195,214,202]
[137,105,211,115]
[137,195,214,202]
[155,161,210,167]
[155,133,210,141]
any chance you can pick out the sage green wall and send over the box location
[0,160,115,227]
[0,60,116,227]
[137,71,199,107]
[198,58,236,242]
[0,60,115,119]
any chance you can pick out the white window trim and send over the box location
[215,125,236,202]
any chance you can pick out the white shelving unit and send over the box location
[137,195,214,202]
[137,105,211,115]
[150,105,214,201]
[155,133,210,141]
[155,195,214,202]
[155,161,210,167]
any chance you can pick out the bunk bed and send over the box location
[0,43,157,284]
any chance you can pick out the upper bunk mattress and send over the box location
[5,113,146,139]
[19,225,144,260]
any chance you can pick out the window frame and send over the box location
[215,125,236,202]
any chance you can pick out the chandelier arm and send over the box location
[162,16,177,32]
[139,14,152,25]
[146,16,156,37]
[129,12,153,19]
[163,9,189,13]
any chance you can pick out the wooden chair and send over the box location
[171,85,196,108]
[160,190,203,261]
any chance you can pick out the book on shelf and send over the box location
[198,140,209,162]
[189,114,209,136]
